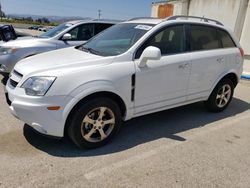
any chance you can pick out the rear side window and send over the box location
[190,25,220,51]
[94,23,113,35]
[217,29,236,48]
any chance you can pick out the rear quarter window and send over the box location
[217,29,236,48]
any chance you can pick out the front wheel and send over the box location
[68,97,122,149]
[205,78,234,112]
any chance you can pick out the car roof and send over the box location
[0,24,12,28]
[66,19,121,25]
[124,18,163,25]
[125,16,226,29]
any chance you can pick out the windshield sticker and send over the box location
[65,23,73,27]
[135,25,153,31]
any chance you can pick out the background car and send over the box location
[38,27,47,32]
[0,24,30,42]
[28,25,40,30]
[0,19,119,77]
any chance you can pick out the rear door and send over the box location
[187,24,230,100]
[217,29,241,75]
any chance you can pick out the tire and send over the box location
[205,78,234,112]
[67,97,122,149]
[1,76,8,86]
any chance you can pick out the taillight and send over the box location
[239,47,244,57]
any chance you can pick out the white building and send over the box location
[0,2,5,17]
[151,0,250,63]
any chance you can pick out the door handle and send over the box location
[179,63,189,69]
[217,57,224,63]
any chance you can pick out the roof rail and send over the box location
[92,19,122,23]
[167,15,223,26]
[128,17,159,21]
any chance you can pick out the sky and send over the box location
[1,0,153,19]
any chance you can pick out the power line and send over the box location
[2,0,148,19]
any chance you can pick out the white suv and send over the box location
[5,16,244,148]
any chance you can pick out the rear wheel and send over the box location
[205,78,234,112]
[68,97,122,149]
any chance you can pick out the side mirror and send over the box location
[62,33,72,40]
[139,46,161,68]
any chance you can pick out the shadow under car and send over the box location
[22,97,250,157]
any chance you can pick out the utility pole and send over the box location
[0,1,2,21]
[98,10,101,19]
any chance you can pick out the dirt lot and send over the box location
[0,22,45,36]
[0,76,250,188]
[16,28,43,36]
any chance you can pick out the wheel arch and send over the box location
[208,71,239,99]
[218,72,239,88]
[64,91,127,137]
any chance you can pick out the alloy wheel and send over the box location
[81,107,115,143]
[216,84,232,108]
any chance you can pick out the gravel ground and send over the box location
[0,77,250,188]
[0,22,45,36]
[15,28,43,36]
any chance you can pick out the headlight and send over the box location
[0,47,18,55]
[21,77,56,96]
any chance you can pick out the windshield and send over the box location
[39,23,73,38]
[81,23,154,56]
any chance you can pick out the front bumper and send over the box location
[0,54,20,73]
[5,80,75,137]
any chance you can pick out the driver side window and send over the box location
[135,25,186,59]
[67,24,94,41]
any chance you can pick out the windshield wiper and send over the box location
[81,46,101,55]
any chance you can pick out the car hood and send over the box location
[1,36,48,47]
[14,47,114,76]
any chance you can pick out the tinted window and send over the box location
[136,25,185,58]
[68,24,94,41]
[217,30,236,48]
[94,23,113,35]
[190,25,220,51]
[40,23,72,38]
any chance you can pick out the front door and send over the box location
[134,25,191,114]
[57,24,95,48]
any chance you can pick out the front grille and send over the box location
[9,69,23,88]
[9,79,18,88]
[13,70,23,77]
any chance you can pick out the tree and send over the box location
[36,17,50,24]
[26,17,33,22]
[41,17,50,24]
[36,18,42,23]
